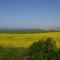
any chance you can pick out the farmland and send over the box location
[0,32,60,48]
[0,32,60,60]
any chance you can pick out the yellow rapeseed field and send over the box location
[0,32,60,48]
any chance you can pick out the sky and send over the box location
[0,0,60,29]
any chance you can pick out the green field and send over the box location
[0,32,60,48]
[0,32,60,60]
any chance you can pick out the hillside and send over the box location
[0,29,59,34]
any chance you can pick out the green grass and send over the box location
[0,47,26,60]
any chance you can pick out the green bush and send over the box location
[27,37,57,60]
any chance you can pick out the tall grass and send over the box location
[0,47,26,60]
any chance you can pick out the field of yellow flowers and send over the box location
[0,32,60,48]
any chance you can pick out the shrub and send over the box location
[27,37,57,60]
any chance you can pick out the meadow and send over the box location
[0,32,60,60]
[0,32,60,48]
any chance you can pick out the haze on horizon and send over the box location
[0,0,60,29]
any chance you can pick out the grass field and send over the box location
[0,32,60,48]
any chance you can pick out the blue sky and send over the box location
[0,0,60,29]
